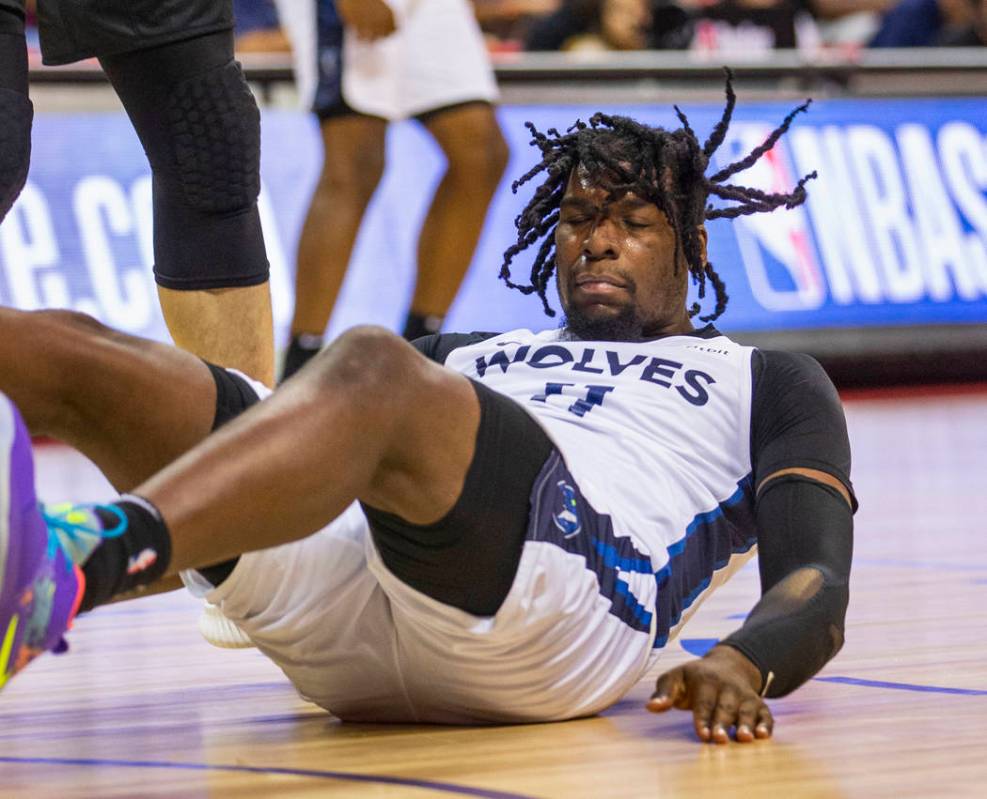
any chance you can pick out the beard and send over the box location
[561,301,646,341]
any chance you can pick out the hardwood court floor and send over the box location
[2,386,986,798]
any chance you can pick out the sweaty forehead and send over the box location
[563,167,653,209]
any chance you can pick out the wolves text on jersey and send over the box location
[473,344,716,407]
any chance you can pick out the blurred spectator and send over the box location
[684,0,816,52]
[937,0,986,43]
[809,0,893,45]
[524,0,830,52]
[869,0,983,45]
[234,0,291,51]
[21,0,39,54]
[524,0,691,50]
[473,0,560,50]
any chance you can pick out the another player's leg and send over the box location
[404,102,508,340]
[99,31,275,386]
[281,114,387,380]
[0,0,32,222]
[156,284,273,387]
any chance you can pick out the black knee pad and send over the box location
[168,60,261,216]
[0,87,32,222]
[150,59,268,290]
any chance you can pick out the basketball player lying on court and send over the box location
[0,78,855,744]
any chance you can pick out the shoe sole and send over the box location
[198,603,255,649]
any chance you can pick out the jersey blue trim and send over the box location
[613,578,654,628]
[593,539,653,574]
[652,475,758,648]
[527,453,654,634]
[526,455,758,641]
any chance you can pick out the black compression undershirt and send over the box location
[749,349,856,507]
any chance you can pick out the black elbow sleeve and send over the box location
[721,475,853,697]
[722,564,849,697]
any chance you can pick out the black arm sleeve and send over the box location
[720,351,856,697]
[748,349,855,503]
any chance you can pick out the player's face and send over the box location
[554,165,702,340]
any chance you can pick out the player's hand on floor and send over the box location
[646,645,773,744]
[337,0,397,40]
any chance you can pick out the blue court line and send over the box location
[680,638,719,657]
[0,757,537,799]
[679,640,987,696]
[814,677,987,696]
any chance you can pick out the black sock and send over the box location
[80,495,172,612]
[280,333,323,382]
[402,312,443,342]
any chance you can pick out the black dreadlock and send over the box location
[500,70,816,323]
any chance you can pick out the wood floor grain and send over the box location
[2,388,985,798]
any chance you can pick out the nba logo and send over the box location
[717,123,825,311]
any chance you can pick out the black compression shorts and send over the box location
[36,0,233,65]
[361,379,555,617]
[197,363,261,586]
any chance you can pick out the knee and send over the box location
[150,62,268,290]
[4,310,109,430]
[25,308,114,363]
[318,148,385,206]
[444,126,509,191]
[308,326,420,400]
[485,127,511,181]
[28,308,108,337]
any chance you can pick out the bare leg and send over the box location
[0,308,217,491]
[134,326,481,574]
[158,282,274,387]
[289,115,387,338]
[411,103,508,317]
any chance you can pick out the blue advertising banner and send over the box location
[1,97,985,345]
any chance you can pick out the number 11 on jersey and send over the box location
[531,383,615,417]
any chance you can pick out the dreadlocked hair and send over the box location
[500,70,816,323]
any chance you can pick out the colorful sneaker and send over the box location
[0,393,125,690]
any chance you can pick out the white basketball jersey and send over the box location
[443,328,760,656]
